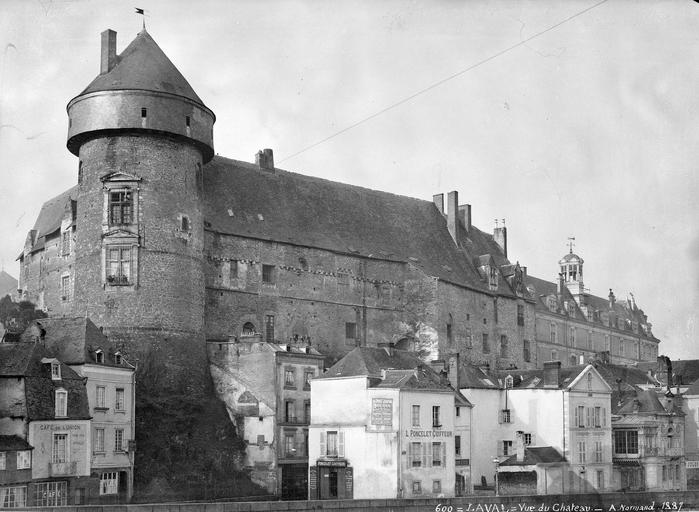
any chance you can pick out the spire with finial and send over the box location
[567,236,576,254]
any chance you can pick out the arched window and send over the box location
[242,322,256,335]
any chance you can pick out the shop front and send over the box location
[309,459,353,499]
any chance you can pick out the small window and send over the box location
[96,386,106,408]
[242,322,256,335]
[432,442,442,466]
[432,480,441,494]
[412,405,420,427]
[524,433,532,446]
[94,428,105,452]
[55,389,67,417]
[61,275,70,300]
[180,215,190,231]
[108,191,133,225]
[51,362,61,380]
[432,406,441,427]
[284,400,295,422]
[326,431,338,457]
[52,433,68,463]
[412,480,422,495]
[95,350,104,364]
[141,108,147,118]
[284,433,295,456]
[411,442,421,467]
[115,388,125,411]
[455,435,461,456]
[482,333,490,354]
[100,472,119,495]
[345,322,357,340]
[500,409,511,423]
[262,264,275,284]
[114,429,124,452]
[257,434,265,445]
[517,304,525,326]
[16,450,31,470]
[185,115,191,127]
[265,315,275,343]
[284,368,295,388]
[61,231,71,256]
[115,352,122,365]
[455,406,460,417]
[502,440,513,456]
[106,246,132,285]
[304,371,313,389]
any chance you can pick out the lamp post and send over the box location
[493,458,500,496]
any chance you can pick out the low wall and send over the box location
[24,490,696,512]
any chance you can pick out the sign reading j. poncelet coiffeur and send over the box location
[404,429,453,437]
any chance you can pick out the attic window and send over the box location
[51,362,61,380]
[115,352,122,365]
[95,350,104,364]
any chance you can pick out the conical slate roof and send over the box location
[79,30,203,104]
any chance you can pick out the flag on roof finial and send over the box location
[135,7,146,29]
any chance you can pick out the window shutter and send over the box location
[338,431,345,458]
[574,407,578,427]
[586,407,591,427]
[320,432,326,456]
[442,442,447,467]
[497,440,503,457]
[422,443,428,467]
[602,407,606,427]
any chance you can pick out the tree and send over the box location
[0,297,46,333]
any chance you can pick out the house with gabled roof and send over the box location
[309,346,471,500]
[21,317,135,503]
[0,342,94,507]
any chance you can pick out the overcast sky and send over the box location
[0,0,697,359]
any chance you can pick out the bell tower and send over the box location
[66,28,215,368]
[558,237,585,302]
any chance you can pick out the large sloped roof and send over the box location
[0,343,90,421]
[501,446,566,466]
[79,30,203,105]
[204,157,512,294]
[23,186,77,255]
[21,317,130,368]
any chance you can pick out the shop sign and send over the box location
[371,398,393,426]
[404,429,453,438]
[39,424,84,431]
[317,459,347,467]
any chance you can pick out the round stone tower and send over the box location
[66,29,215,369]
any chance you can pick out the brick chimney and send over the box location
[494,220,507,257]
[447,191,459,245]
[543,361,561,388]
[255,148,275,170]
[608,289,616,309]
[447,353,460,390]
[100,29,117,74]
[433,194,444,216]
[458,204,471,234]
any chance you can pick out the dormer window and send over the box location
[55,388,68,417]
[95,349,104,364]
[115,352,122,365]
[51,362,61,380]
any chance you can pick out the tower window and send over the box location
[106,247,131,285]
[185,115,191,127]
[109,191,133,225]
[262,264,275,284]
[180,215,190,231]
[141,108,147,118]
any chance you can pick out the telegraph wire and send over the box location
[278,0,609,164]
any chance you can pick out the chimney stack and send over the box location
[494,220,507,257]
[515,431,525,462]
[447,353,460,390]
[256,148,275,170]
[447,191,459,245]
[543,361,561,388]
[433,194,444,216]
[608,289,616,308]
[458,204,472,234]
[100,29,117,75]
